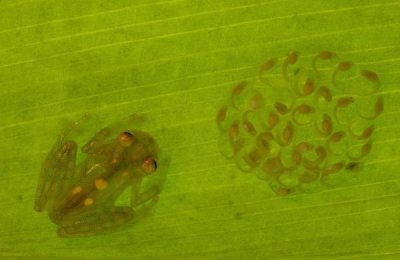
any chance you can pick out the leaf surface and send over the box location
[0,0,399,258]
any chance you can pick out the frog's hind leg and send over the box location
[34,115,89,212]
[57,206,133,237]
[34,140,77,212]
[81,114,145,154]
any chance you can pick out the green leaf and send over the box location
[0,0,399,258]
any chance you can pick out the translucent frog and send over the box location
[34,115,168,237]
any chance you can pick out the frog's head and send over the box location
[117,130,161,177]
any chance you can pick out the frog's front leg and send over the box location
[34,140,77,212]
[57,206,134,237]
[130,158,168,220]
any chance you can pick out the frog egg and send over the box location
[216,51,384,196]
[292,103,315,125]
[278,172,299,188]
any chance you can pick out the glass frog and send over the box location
[34,115,168,237]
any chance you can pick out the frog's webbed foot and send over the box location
[130,187,160,221]
[57,206,133,237]
[34,140,78,212]
[81,114,145,154]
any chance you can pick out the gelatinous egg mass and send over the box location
[216,51,383,195]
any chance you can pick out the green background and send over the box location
[0,0,399,258]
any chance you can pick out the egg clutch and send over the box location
[216,51,383,195]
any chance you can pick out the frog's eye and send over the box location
[118,132,135,147]
[142,157,157,174]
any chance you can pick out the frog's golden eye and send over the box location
[118,132,135,147]
[142,157,157,174]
